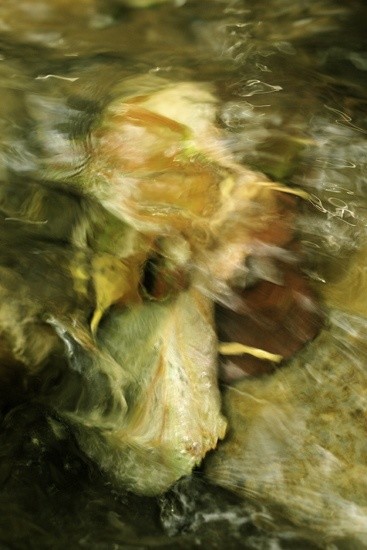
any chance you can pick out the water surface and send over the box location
[0,0,367,548]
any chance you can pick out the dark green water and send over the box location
[0,0,366,548]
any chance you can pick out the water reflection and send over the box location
[0,0,366,548]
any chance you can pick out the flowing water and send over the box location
[0,0,367,548]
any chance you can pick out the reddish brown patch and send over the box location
[250,190,298,248]
[216,263,323,380]
[216,190,323,380]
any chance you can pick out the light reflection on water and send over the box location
[0,0,366,548]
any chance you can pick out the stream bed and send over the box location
[0,1,367,548]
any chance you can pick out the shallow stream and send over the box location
[0,1,367,548]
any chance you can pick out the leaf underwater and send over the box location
[81,77,321,324]
[61,79,320,494]
[0,76,321,496]
[47,288,226,495]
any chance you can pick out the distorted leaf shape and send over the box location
[0,77,322,498]
[94,104,189,174]
[91,253,142,332]
[67,288,227,495]
[82,78,323,398]
[86,78,298,253]
[88,102,222,237]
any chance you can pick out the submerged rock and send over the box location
[206,306,367,545]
